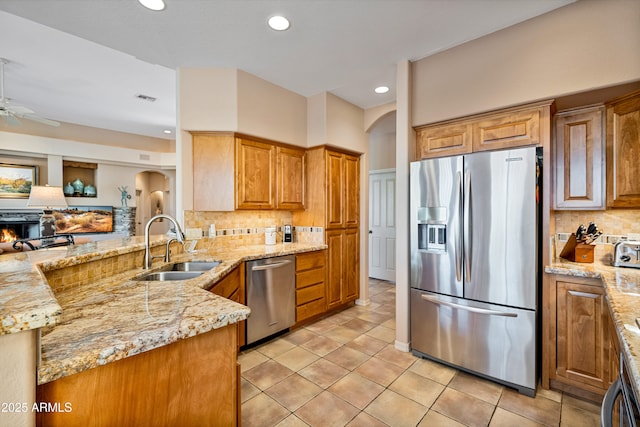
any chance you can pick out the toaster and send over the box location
[613,240,640,269]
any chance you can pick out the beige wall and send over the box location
[412,0,640,126]
[326,93,367,153]
[237,70,307,147]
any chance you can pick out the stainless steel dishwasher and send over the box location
[246,255,296,345]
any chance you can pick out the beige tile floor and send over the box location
[239,279,601,427]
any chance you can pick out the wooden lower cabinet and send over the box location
[545,274,614,401]
[326,229,360,310]
[295,250,326,324]
[208,263,245,348]
[37,325,239,427]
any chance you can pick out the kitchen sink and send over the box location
[135,271,204,281]
[169,261,221,271]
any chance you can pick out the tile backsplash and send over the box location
[184,210,324,245]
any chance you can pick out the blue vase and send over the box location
[72,178,84,195]
[64,182,74,196]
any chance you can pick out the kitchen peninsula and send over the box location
[0,235,325,426]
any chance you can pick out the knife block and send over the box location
[560,233,595,263]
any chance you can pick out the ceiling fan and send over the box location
[0,58,60,127]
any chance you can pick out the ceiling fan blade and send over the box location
[20,114,60,127]
[7,104,35,115]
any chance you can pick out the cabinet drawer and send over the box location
[297,282,325,305]
[296,251,325,271]
[296,268,325,289]
[296,298,326,322]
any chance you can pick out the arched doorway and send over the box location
[135,170,174,236]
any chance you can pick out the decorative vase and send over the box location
[63,182,74,196]
[72,178,84,195]
[83,184,96,197]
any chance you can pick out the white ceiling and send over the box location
[0,0,574,141]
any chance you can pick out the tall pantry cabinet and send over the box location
[294,146,361,310]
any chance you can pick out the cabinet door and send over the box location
[554,106,605,210]
[344,154,360,228]
[606,91,640,208]
[344,228,360,303]
[209,264,246,348]
[556,279,608,391]
[276,146,305,210]
[192,133,235,211]
[326,230,344,309]
[236,138,275,209]
[415,122,472,159]
[326,151,344,228]
[473,108,541,152]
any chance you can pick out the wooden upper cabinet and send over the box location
[276,146,305,210]
[414,100,553,160]
[326,151,345,228]
[606,90,640,208]
[415,122,472,159]
[192,132,235,211]
[236,138,276,209]
[473,107,542,152]
[554,105,605,210]
[343,154,360,228]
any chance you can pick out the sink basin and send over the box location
[135,271,204,281]
[169,261,221,271]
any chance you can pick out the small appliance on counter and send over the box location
[265,227,276,245]
[613,240,640,269]
[283,224,293,243]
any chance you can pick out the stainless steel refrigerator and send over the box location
[410,146,540,396]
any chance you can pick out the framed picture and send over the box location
[0,163,38,198]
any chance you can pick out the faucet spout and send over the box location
[143,214,186,269]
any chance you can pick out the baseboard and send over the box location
[395,340,410,353]
[355,298,370,306]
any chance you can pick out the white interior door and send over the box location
[369,170,396,281]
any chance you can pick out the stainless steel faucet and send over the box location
[143,214,186,269]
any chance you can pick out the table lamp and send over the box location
[27,185,68,245]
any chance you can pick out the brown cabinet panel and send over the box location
[415,122,472,159]
[545,274,613,399]
[296,250,325,271]
[344,154,360,228]
[606,90,640,208]
[296,282,326,305]
[554,106,605,210]
[326,230,344,310]
[37,325,238,427]
[344,228,359,303]
[192,132,235,211]
[473,109,540,152]
[326,151,344,228]
[236,138,276,209]
[296,268,325,289]
[276,146,305,210]
[208,264,245,348]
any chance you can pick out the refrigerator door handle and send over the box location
[421,294,518,317]
[463,170,471,283]
[455,171,463,282]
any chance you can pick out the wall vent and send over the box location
[139,153,151,161]
[135,94,157,102]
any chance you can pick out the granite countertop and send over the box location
[546,255,640,400]
[0,236,326,384]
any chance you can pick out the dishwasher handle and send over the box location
[251,260,292,271]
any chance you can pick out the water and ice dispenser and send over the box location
[417,207,447,253]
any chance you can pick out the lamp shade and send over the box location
[27,186,68,209]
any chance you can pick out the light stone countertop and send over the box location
[0,236,326,384]
[546,255,640,401]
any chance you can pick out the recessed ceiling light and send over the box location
[268,15,290,31]
[374,86,390,94]
[138,0,165,11]
[163,129,172,134]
